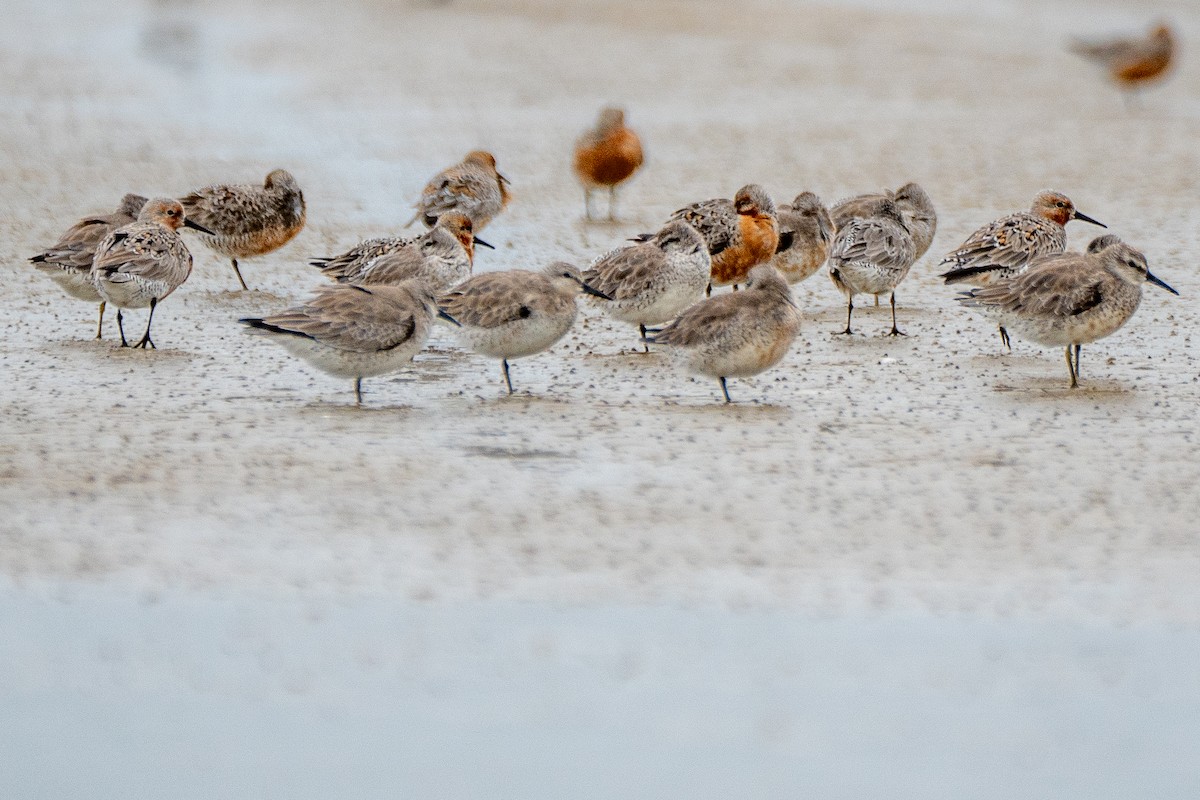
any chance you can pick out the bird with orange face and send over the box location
[940,190,1106,349]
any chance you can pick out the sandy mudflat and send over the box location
[2,0,1199,796]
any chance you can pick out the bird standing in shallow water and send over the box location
[573,107,644,222]
[940,190,1105,348]
[180,168,306,291]
[646,265,800,404]
[30,193,147,339]
[90,198,210,349]
[411,151,510,232]
[440,262,610,394]
[956,236,1177,388]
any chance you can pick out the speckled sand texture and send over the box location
[2,0,1199,796]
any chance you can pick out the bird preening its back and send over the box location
[180,168,307,290]
[411,150,511,232]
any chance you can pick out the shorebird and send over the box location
[1071,22,1176,102]
[830,182,937,304]
[645,265,800,403]
[573,107,644,221]
[410,150,510,231]
[180,169,306,291]
[828,198,917,336]
[311,212,492,292]
[439,262,610,394]
[663,184,779,292]
[834,184,938,239]
[90,198,210,348]
[956,236,1177,387]
[239,280,450,405]
[582,220,711,350]
[769,191,834,285]
[29,193,147,339]
[940,190,1106,348]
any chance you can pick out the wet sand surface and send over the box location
[2,0,1199,796]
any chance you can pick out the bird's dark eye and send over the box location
[1127,259,1139,269]
[1056,202,1066,208]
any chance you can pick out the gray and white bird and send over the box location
[957,236,1177,387]
[311,212,492,292]
[30,193,147,339]
[828,198,917,336]
[646,265,801,403]
[583,220,711,350]
[439,262,610,394]
[89,198,210,349]
[240,280,451,405]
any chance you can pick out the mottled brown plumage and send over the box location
[312,212,484,291]
[30,193,147,339]
[91,198,206,349]
[411,150,511,231]
[180,168,306,290]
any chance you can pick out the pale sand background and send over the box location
[2,0,1199,797]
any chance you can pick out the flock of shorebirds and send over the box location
[27,23,1180,404]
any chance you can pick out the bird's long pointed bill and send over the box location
[473,236,495,250]
[437,308,462,326]
[1074,210,1106,228]
[578,280,613,300]
[1146,270,1179,295]
[183,218,215,235]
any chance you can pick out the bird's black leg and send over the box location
[887,292,906,336]
[502,359,514,394]
[719,376,732,404]
[117,309,129,347]
[835,297,854,335]
[134,298,157,349]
